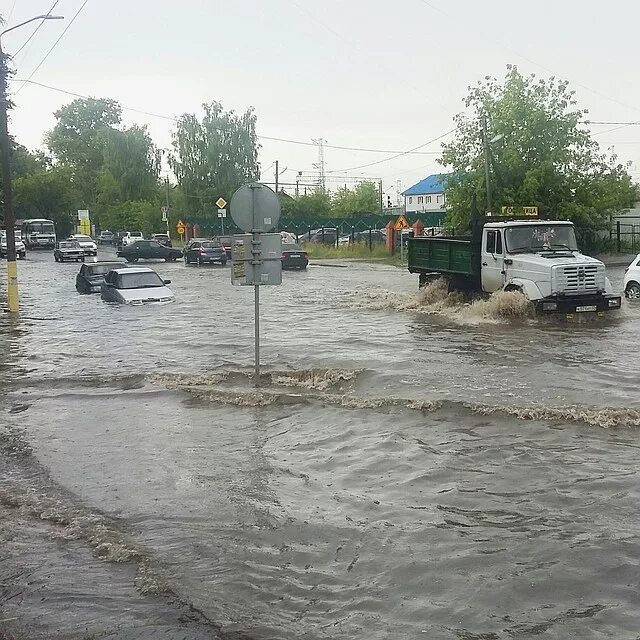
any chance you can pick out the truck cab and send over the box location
[407,218,622,314]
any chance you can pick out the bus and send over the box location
[21,219,57,249]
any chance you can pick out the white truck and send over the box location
[407,218,622,315]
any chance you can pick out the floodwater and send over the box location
[1,248,639,639]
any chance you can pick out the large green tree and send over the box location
[441,66,637,234]
[170,101,260,217]
[280,189,332,219]
[332,181,379,217]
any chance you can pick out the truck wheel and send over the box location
[626,282,640,299]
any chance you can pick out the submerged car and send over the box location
[623,253,640,298]
[101,267,174,304]
[151,233,172,247]
[69,234,98,256]
[76,261,128,294]
[183,240,227,265]
[281,243,308,270]
[117,239,182,262]
[97,230,115,245]
[0,230,26,259]
[54,240,85,262]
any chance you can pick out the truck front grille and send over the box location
[552,264,605,294]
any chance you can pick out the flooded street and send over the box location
[1,249,640,639]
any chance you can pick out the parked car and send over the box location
[54,240,85,262]
[121,231,144,247]
[68,234,98,256]
[623,254,640,298]
[151,233,172,247]
[97,230,115,245]
[281,243,308,270]
[0,230,26,259]
[338,230,386,246]
[117,239,182,262]
[183,240,227,265]
[215,235,233,258]
[76,261,128,294]
[305,228,338,245]
[101,266,174,305]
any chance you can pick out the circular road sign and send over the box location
[230,183,281,233]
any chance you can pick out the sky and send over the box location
[3,0,640,204]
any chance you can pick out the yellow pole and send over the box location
[6,259,17,312]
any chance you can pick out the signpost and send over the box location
[500,206,538,217]
[176,219,185,242]
[230,183,282,384]
[78,209,91,235]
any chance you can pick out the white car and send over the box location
[69,234,98,256]
[121,231,144,247]
[100,266,174,305]
[0,230,26,259]
[623,253,640,299]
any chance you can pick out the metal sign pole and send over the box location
[254,283,260,382]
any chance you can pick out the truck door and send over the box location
[481,230,505,292]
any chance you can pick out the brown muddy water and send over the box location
[1,249,639,639]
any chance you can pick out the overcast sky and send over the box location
[4,0,640,201]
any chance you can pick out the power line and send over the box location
[417,0,640,117]
[9,78,453,159]
[13,0,61,59]
[7,0,17,25]
[15,0,90,95]
[327,129,455,173]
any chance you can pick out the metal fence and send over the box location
[611,218,640,253]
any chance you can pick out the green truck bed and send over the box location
[407,236,478,276]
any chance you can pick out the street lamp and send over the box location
[0,14,64,313]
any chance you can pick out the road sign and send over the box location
[176,220,186,235]
[231,234,282,286]
[161,206,168,222]
[393,215,410,230]
[230,183,281,233]
[78,209,90,221]
[218,209,227,218]
[216,197,227,209]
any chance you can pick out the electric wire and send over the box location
[13,0,60,59]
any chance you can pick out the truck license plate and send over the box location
[576,305,597,312]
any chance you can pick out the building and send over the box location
[402,174,449,214]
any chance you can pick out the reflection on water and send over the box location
[1,250,639,639]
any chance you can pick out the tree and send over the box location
[280,189,332,219]
[13,166,78,236]
[170,101,260,217]
[440,66,637,235]
[332,181,379,217]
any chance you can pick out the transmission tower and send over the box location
[311,138,327,192]
[396,179,403,206]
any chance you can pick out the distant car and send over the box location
[281,231,297,245]
[339,230,386,246]
[54,240,85,262]
[117,239,182,262]
[305,228,338,245]
[121,231,144,247]
[76,261,127,294]
[151,233,172,247]
[0,230,26,259]
[97,230,115,245]
[623,253,640,298]
[101,267,174,305]
[215,235,233,259]
[281,243,308,270]
[68,234,98,256]
[183,240,227,265]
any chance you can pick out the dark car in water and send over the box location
[117,240,182,262]
[97,230,115,245]
[76,261,128,294]
[306,228,338,245]
[183,240,227,265]
[151,233,172,247]
[54,240,85,263]
[281,243,308,270]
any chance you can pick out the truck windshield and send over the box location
[505,225,578,253]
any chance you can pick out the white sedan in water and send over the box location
[69,234,98,256]
[623,254,640,298]
[101,267,174,305]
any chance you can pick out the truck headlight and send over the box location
[542,302,558,311]
[608,298,621,308]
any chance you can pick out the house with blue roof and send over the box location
[402,174,450,214]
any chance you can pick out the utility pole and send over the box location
[0,14,63,313]
[482,115,492,214]
[274,160,279,195]
[295,171,301,197]
[378,180,383,214]
[164,177,171,238]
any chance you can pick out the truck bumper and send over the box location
[535,294,622,314]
